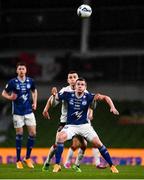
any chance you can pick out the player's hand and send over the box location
[88,114,93,120]
[42,109,50,119]
[32,103,37,110]
[94,93,103,101]
[51,87,57,96]
[110,107,119,115]
[10,93,17,100]
[88,115,93,121]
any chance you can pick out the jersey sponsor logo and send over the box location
[75,104,80,107]
[71,111,83,120]
[20,94,28,103]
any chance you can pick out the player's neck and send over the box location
[75,91,84,98]
[70,85,75,90]
[17,76,26,82]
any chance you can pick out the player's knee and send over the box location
[81,144,87,151]
[93,141,103,148]
[71,144,78,151]
[92,137,103,148]
[16,128,23,135]
[57,132,67,142]
[84,139,87,146]
[72,137,81,147]
[29,131,36,137]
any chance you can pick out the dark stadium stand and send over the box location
[1,0,144,50]
[0,0,81,50]
[90,4,144,49]
[0,0,144,83]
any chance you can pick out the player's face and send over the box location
[75,80,86,93]
[67,73,78,86]
[16,65,27,78]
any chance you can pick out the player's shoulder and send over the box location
[84,91,95,97]
[26,76,33,81]
[84,89,89,93]
[8,77,17,84]
[60,86,73,93]
[25,77,36,84]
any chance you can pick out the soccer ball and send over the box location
[77,4,92,18]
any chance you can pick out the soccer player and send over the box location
[64,106,106,170]
[1,62,37,169]
[52,78,119,173]
[64,140,106,171]
[42,71,104,171]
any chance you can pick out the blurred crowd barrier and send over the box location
[1,52,144,101]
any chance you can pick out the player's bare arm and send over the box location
[87,108,94,120]
[94,93,119,115]
[51,87,58,96]
[42,96,53,119]
[51,87,59,101]
[2,90,17,101]
[42,87,59,119]
[32,89,38,110]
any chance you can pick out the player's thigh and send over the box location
[15,127,23,134]
[57,122,66,132]
[25,113,36,126]
[13,114,25,129]
[25,113,36,136]
[27,125,36,136]
[92,136,103,148]
[79,124,98,142]
[73,135,86,147]
[72,136,81,147]
[61,125,77,140]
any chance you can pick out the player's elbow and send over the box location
[104,96,112,103]
[104,95,110,100]
[1,90,6,98]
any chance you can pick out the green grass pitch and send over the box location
[0,164,143,179]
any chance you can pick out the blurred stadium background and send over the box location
[0,0,144,166]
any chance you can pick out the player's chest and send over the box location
[68,97,88,110]
[14,82,31,93]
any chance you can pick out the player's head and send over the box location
[75,78,87,93]
[67,71,79,87]
[16,62,27,78]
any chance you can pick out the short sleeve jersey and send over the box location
[4,77,36,115]
[57,86,89,123]
[58,91,95,125]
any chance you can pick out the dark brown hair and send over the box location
[16,62,27,68]
[76,77,87,85]
[68,70,77,75]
